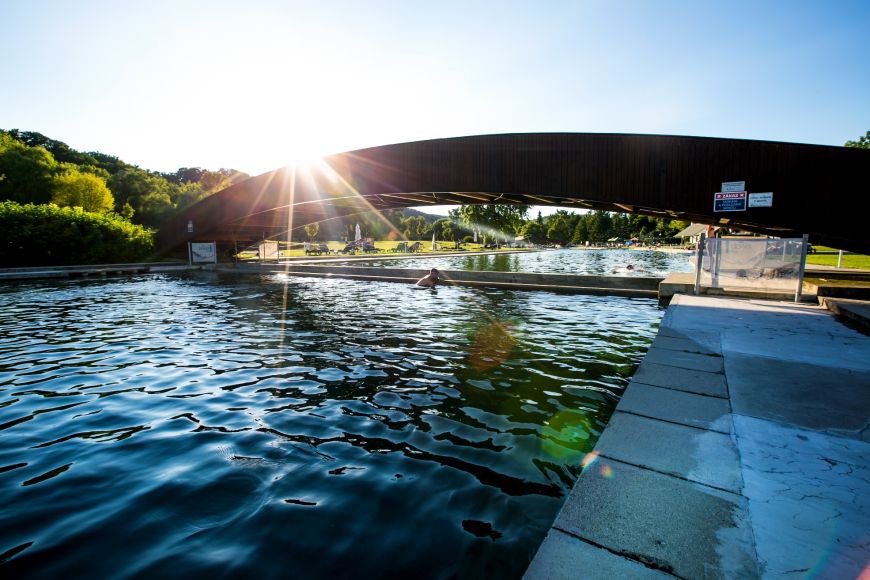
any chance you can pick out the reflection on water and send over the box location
[336,248,693,277]
[0,272,662,578]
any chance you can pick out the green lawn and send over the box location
[237,239,516,259]
[806,252,870,270]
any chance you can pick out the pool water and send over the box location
[334,248,693,277]
[0,272,663,578]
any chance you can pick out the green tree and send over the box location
[0,133,58,204]
[547,215,572,245]
[587,211,613,242]
[571,217,589,243]
[845,130,870,149]
[521,220,548,245]
[304,222,320,241]
[107,167,175,226]
[450,204,530,239]
[52,169,115,213]
[402,215,428,239]
[135,190,174,226]
[119,202,135,221]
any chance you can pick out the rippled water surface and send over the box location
[0,272,663,578]
[336,248,694,276]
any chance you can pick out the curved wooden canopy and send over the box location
[157,133,870,253]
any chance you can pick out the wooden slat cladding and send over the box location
[157,134,870,254]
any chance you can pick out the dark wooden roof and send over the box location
[157,133,870,253]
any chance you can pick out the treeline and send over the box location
[0,129,249,228]
[521,210,688,245]
[307,205,688,248]
[302,208,478,244]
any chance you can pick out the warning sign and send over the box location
[714,191,747,212]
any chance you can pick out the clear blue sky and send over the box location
[1,0,868,214]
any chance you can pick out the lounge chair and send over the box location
[408,242,422,253]
[390,242,408,253]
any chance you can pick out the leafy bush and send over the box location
[0,201,154,266]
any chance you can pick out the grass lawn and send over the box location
[236,240,516,259]
[806,247,870,270]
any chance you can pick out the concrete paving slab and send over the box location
[553,458,758,579]
[616,383,731,433]
[595,412,742,493]
[522,529,674,580]
[734,415,870,579]
[665,295,870,372]
[641,346,725,373]
[527,293,870,579]
[650,334,720,355]
[821,297,870,333]
[631,362,728,398]
[726,353,870,441]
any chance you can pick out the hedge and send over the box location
[0,201,154,266]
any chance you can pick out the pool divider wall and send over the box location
[228,263,663,298]
[0,262,199,281]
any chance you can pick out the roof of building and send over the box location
[676,223,708,237]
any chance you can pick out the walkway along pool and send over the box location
[0,271,663,578]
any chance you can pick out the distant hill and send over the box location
[1,128,249,228]
[401,207,444,222]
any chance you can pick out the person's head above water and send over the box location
[416,268,440,287]
[626,264,634,270]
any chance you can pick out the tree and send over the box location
[547,215,572,245]
[521,220,547,245]
[304,222,320,241]
[106,167,175,226]
[52,170,114,213]
[450,204,530,240]
[3,129,102,167]
[845,130,870,149]
[571,218,589,244]
[0,132,58,204]
[135,190,174,226]
[402,215,428,239]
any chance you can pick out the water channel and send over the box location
[0,250,675,578]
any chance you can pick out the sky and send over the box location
[2,0,868,216]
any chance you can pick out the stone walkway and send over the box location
[525,294,870,579]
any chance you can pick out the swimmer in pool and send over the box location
[415,268,440,287]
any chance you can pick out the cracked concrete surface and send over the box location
[525,294,870,579]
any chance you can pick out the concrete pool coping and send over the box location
[524,294,870,579]
[0,262,197,281]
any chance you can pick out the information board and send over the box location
[190,242,216,263]
[721,181,746,193]
[258,242,279,260]
[713,191,747,212]
[748,192,773,208]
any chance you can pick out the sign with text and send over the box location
[714,191,747,212]
[748,192,773,208]
[190,242,216,263]
[258,242,279,260]
[721,181,745,193]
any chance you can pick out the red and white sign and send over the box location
[713,191,747,212]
